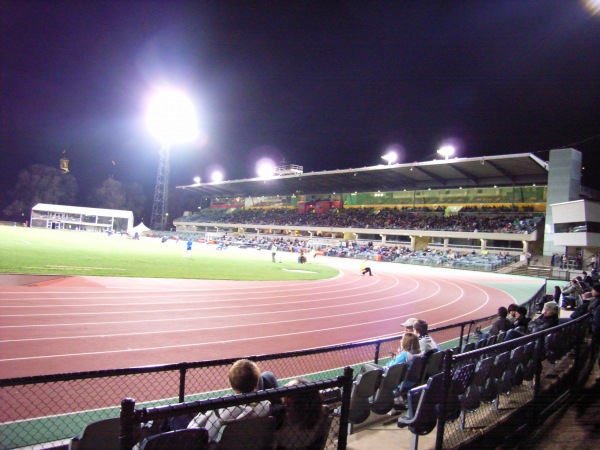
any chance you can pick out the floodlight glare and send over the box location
[146,88,199,145]
[211,171,223,182]
[256,158,275,179]
[381,151,398,165]
[437,145,455,160]
[193,176,201,184]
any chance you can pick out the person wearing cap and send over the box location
[401,317,418,332]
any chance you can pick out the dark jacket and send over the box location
[490,317,512,336]
[529,314,559,333]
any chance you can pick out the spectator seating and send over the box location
[370,362,408,415]
[69,417,122,450]
[214,415,275,450]
[348,366,383,429]
[140,428,209,450]
[459,356,495,430]
[394,355,428,404]
[397,373,446,450]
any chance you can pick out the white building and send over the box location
[30,203,134,232]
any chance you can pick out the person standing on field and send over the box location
[271,243,277,263]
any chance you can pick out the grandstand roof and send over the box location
[178,153,549,198]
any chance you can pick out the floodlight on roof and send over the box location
[437,145,455,160]
[256,158,275,179]
[381,151,398,165]
[211,171,224,182]
[193,176,201,184]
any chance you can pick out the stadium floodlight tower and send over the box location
[146,87,199,230]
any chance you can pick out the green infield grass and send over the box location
[0,226,338,280]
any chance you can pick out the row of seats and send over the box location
[347,350,446,431]
[70,402,335,450]
[396,320,588,450]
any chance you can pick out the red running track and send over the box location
[0,258,544,379]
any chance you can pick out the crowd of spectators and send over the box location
[177,207,542,234]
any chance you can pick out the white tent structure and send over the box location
[128,222,151,235]
[30,203,134,232]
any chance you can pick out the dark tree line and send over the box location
[2,164,147,223]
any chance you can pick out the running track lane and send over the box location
[0,260,544,378]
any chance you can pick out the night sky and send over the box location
[2,1,600,214]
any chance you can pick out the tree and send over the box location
[89,178,147,223]
[3,164,78,220]
[90,177,126,210]
[124,182,147,223]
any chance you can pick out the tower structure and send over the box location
[150,144,170,230]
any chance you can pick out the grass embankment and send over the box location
[0,226,338,281]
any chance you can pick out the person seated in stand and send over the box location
[478,307,511,341]
[505,306,531,340]
[537,286,561,313]
[507,304,519,325]
[562,278,582,310]
[414,319,439,354]
[529,301,560,333]
[400,317,418,335]
[187,359,272,442]
[571,284,600,319]
[387,332,422,368]
[274,378,327,450]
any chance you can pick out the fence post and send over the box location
[374,341,381,364]
[336,366,354,450]
[179,367,187,402]
[435,350,452,450]
[458,323,466,349]
[119,397,136,450]
[531,335,545,425]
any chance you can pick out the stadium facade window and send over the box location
[554,222,600,233]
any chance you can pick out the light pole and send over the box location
[146,88,199,230]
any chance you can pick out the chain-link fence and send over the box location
[0,284,548,449]
[119,370,353,450]
[439,314,592,450]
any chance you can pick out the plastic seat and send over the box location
[492,351,512,410]
[214,415,275,450]
[508,345,525,386]
[460,356,494,430]
[444,363,476,422]
[140,428,209,450]
[69,417,122,450]
[371,362,408,414]
[424,351,445,379]
[395,355,428,401]
[348,365,383,425]
[462,342,476,353]
[398,373,446,449]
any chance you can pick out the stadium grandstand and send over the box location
[174,148,599,271]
